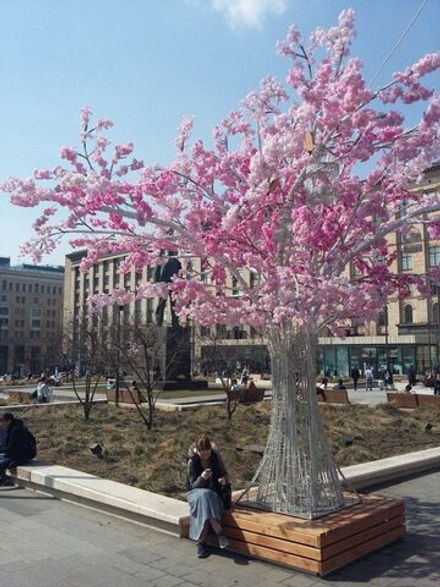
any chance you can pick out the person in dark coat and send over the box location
[434,374,440,396]
[351,366,360,391]
[187,435,231,558]
[0,412,37,486]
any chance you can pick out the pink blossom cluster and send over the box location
[3,11,440,336]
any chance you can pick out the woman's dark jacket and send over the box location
[4,418,37,463]
[186,449,228,496]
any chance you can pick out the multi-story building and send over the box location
[0,258,64,376]
[64,163,440,379]
[319,162,440,377]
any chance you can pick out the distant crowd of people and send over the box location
[318,363,440,395]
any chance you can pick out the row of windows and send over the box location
[378,303,439,326]
[1,280,62,295]
[400,245,440,272]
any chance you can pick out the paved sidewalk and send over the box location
[1,471,439,587]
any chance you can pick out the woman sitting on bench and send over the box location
[187,435,231,558]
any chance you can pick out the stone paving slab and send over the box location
[1,470,440,586]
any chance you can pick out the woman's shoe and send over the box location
[217,533,229,549]
[196,542,209,558]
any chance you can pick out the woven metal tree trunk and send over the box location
[237,327,347,519]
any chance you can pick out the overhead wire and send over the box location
[368,0,430,88]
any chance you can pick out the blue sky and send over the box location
[0,0,439,265]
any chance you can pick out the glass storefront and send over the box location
[319,345,436,377]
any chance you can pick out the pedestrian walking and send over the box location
[365,367,373,391]
[351,366,360,391]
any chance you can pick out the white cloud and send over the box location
[211,0,288,29]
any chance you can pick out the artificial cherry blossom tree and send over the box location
[4,10,440,518]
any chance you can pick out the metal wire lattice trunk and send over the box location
[237,328,346,519]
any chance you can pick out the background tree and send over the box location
[111,319,190,430]
[62,316,108,420]
[4,10,440,517]
[197,324,265,421]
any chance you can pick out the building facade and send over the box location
[0,258,64,376]
[319,162,440,377]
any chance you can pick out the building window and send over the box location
[432,303,439,323]
[403,304,413,324]
[146,298,154,323]
[200,326,211,337]
[250,271,258,290]
[401,252,412,271]
[428,246,440,268]
[135,300,142,322]
[377,308,387,327]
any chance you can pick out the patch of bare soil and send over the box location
[21,402,440,499]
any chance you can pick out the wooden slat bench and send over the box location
[386,392,440,409]
[226,385,265,405]
[180,494,405,576]
[106,389,145,405]
[321,389,350,405]
[7,390,33,404]
[416,394,440,408]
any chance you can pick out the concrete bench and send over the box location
[12,460,188,535]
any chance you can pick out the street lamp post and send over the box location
[384,302,392,386]
[115,305,123,406]
[437,287,440,371]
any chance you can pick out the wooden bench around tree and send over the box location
[179,494,405,576]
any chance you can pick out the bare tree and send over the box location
[197,324,266,420]
[111,318,192,430]
[62,316,109,420]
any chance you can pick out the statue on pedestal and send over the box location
[154,252,182,328]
